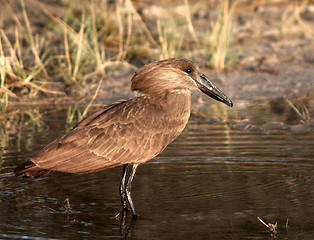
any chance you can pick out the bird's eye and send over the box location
[185,69,192,73]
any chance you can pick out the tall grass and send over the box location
[0,1,64,113]
[0,0,237,114]
[157,17,186,59]
[207,0,235,70]
[280,0,313,39]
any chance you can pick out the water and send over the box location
[0,103,313,240]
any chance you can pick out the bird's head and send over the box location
[131,58,233,107]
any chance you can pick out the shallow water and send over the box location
[0,103,314,240]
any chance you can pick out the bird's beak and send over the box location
[195,74,233,107]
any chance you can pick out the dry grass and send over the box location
[207,0,235,70]
[280,0,313,38]
[156,17,186,59]
[0,1,236,104]
[284,96,310,122]
[0,0,312,117]
[66,77,103,125]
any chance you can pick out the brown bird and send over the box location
[15,58,233,216]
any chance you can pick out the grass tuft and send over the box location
[207,0,235,70]
[284,96,310,122]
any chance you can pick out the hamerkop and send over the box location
[15,58,233,216]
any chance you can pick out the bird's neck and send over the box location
[148,89,191,119]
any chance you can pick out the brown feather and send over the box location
[17,93,190,176]
[14,58,232,178]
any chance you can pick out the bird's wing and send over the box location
[31,97,176,174]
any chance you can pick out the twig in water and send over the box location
[64,197,72,212]
[285,217,289,228]
[257,217,277,234]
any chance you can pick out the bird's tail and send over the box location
[14,160,52,178]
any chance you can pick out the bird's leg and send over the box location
[125,164,139,217]
[119,164,129,211]
[119,208,138,239]
[119,208,128,236]
[119,164,139,216]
